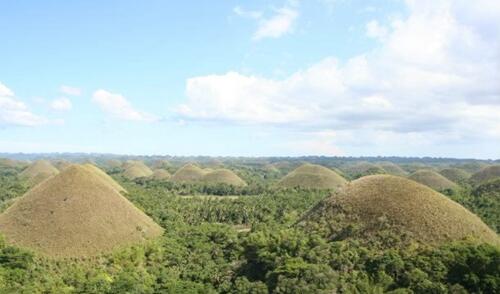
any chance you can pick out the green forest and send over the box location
[0,157,498,293]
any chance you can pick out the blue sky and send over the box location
[1,0,499,158]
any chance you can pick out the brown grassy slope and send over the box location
[122,160,149,170]
[149,169,171,180]
[278,163,347,189]
[409,169,458,191]
[202,169,247,186]
[82,164,126,193]
[439,168,471,184]
[0,165,163,258]
[19,160,59,185]
[377,162,408,176]
[303,175,498,245]
[470,166,500,185]
[170,163,207,183]
[123,162,154,180]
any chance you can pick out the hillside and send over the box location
[408,169,458,191]
[202,169,247,186]
[170,163,207,183]
[19,160,59,185]
[0,165,162,258]
[278,163,347,189]
[301,175,498,245]
[470,165,500,185]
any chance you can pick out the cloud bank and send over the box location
[179,0,500,153]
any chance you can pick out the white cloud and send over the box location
[179,0,500,149]
[0,82,48,127]
[253,7,298,40]
[235,2,299,41]
[366,20,388,41]
[233,6,262,19]
[59,85,82,96]
[50,97,72,111]
[92,89,158,122]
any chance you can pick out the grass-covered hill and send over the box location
[19,160,59,185]
[202,169,247,187]
[0,156,498,293]
[301,175,498,246]
[277,163,347,189]
[439,167,471,184]
[0,165,162,258]
[170,163,207,183]
[149,169,171,180]
[123,161,154,180]
[470,165,500,185]
[408,169,458,191]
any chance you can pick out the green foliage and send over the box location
[448,181,499,232]
[0,166,498,293]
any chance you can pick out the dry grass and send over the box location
[409,169,458,191]
[0,165,163,258]
[439,168,471,184]
[470,165,500,185]
[377,162,407,176]
[278,163,347,189]
[149,169,171,180]
[19,160,59,185]
[123,161,154,180]
[82,164,126,193]
[202,169,247,186]
[170,163,207,183]
[305,175,499,245]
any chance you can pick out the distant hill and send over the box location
[278,163,347,189]
[409,169,458,191]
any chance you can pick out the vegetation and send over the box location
[340,162,387,179]
[439,168,471,185]
[0,159,498,292]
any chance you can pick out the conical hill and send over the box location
[409,169,458,191]
[0,165,163,258]
[302,175,498,245]
[19,160,59,185]
[170,163,207,183]
[202,169,247,186]
[277,163,347,189]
